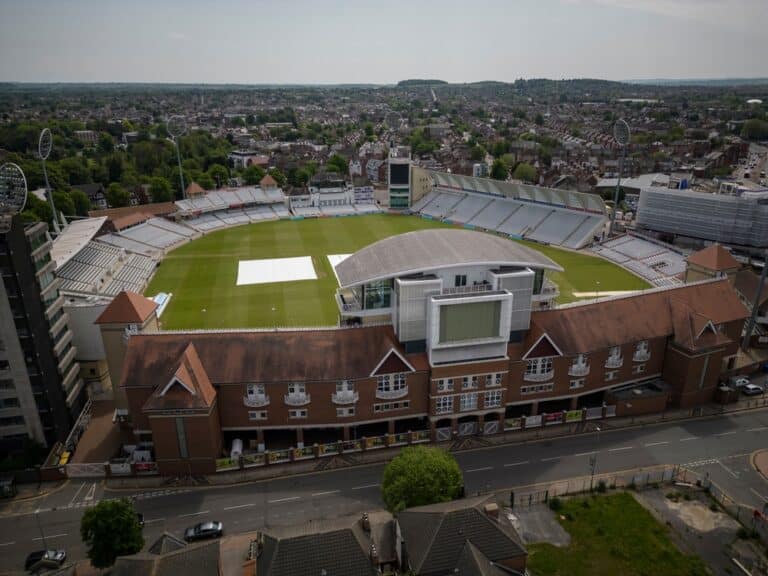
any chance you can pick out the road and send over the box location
[1,409,766,571]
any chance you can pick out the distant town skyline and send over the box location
[1,0,766,84]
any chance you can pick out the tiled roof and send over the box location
[455,541,520,576]
[260,174,278,188]
[186,181,205,196]
[112,541,220,576]
[148,532,187,555]
[122,326,413,390]
[687,244,740,272]
[257,529,377,576]
[527,280,748,355]
[735,269,768,308]
[88,202,176,230]
[95,291,158,325]
[142,343,216,412]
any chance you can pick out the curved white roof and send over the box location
[335,229,563,288]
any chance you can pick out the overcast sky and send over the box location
[0,0,766,84]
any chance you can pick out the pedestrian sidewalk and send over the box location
[0,480,67,517]
[753,449,768,483]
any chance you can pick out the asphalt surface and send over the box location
[1,408,766,571]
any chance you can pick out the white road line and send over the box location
[0,541,15,547]
[84,482,96,501]
[223,503,255,511]
[350,484,380,491]
[33,533,66,541]
[70,481,86,505]
[747,426,767,432]
[715,431,737,437]
[608,446,634,452]
[679,437,699,442]
[750,488,768,502]
[574,451,597,457]
[178,510,210,518]
[268,496,301,504]
[645,441,669,447]
[541,457,560,462]
[144,518,164,524]
[311,490,340,497]
[717,460,739,479]
[465,466,493,473]
[504,461,530,467]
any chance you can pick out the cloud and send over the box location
[167,31,187,41]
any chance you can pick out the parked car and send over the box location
[25,549,66,571]
[184,521,223,542]
[742,384,764,396]
[729,376,750,389]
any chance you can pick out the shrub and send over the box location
[596,480,607,493]
[549,497,563,511]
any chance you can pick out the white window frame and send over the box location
[484,389,502,408]
[490,373,503,387]
[288,409,307,419]
[608,346,622,360]
[336,380,354,393]
[437,378,454,393]
[525,357,553,375]
[635,340,648,354]
[569,378,585,389]
[336,406,355,417]
[605,370,618,381]
[632,364,646,375]
[377,374,407,393]
[459,392,478,412]
[247,383,265,397]
[435,396,453,414]
[288,382,305,395]
[248,410,267,420]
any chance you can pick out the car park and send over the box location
[25,549,67,572]
[184,521,223,542]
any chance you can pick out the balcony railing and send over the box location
[243,394,270,408]
[523,370,554,382]
[632,350,650,362]
[605,356,623,369]
[441,283,493,296]
[568,363,590,377]
[332,390,359,405]
[284,393,311,406]
[376,387,408,400]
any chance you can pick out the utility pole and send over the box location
[741,250,768,351]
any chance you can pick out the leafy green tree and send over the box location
[490,158,508,181]
[70,188,92,216]
[98,133,115,154]
[470,145,486,162]
[381,446,463,512]
[148,176,173,203]
[326,153,348,175]
[196,173,216,190]
[207,163,229,188]
[80,498,144,569]
[243,164,266,185]
[25,194,53,224]
[105,183,130,208]
[52,190,75,217]
[58,157,91,185]
[268,167,286,187]
[741,119,768,140]
[512,162,537,183]
[534,113,544,126]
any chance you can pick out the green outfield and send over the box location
[144,214,651,329]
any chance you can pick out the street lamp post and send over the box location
[35,510,48,549]
[589,425,601,491]
[610,119,631,237]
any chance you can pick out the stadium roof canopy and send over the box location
[335,229,563,288]
[51,216,107,268]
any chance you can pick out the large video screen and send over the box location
[390,164,409,185]
[439,301,501,343]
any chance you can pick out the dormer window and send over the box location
[605,346,623,369]
[524,357,554,382]
[633,341,650,362]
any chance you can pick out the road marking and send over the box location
[268,496,301,504]
[504,461,529,467]
[715,431,737,437]
[350,484,380,491]
[541,457,560,462]
[70,481,86,504]
[716,460,739,479]
[679,437,699,442]
[311,490,340,497]
[608,446,634,452]
[178,510,210,518]
[750,488,768,502]
[747,426,767,432]
[223,503,255,511]
[144,518,164,524]
[84,482,96,501]
[33,533,67,541]
[465,466,493,473]
[574,451,597,457]
[0,541,15,547]
[645,441,669,447]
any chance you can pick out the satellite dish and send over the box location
[167,115,187,139]
[0,163,29,233]
[613,119,631,147]
[39,128,53,161]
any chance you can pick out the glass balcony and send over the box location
[332,390,359,405]
[523,370,554,382]
[243,394,270,408]
[633,350,650,362]
[605,356,623,369]
[284,393,310,406]
[568,363,590,377]
[375,387,408,400]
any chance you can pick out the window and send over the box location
[435,396,453,414]
[632,364,646,375]
[248,410,267,421]
[490,373,503,387]
[436,378,453,393]
[0,397,20,409]
[484,390,502,408]
[336,380,354,393]
[460,393,478,412]
[0,379,13,390]
[0,360,9,371]
[635,341,648,354]
[289,409,308,419]
[0,416,24,427]
[374,400,410,413]
[520,383,554,395]
[336,407,355,417]
[570,378,585,389]
[288,382,305,395]
[175,417,188,459]
[247,383,265,397]
[605,370,617,381]
[377,374,407,393]
[463,376,479,390]
[608,346,621,359]
[525,357,553,376]
[454,274,467,287]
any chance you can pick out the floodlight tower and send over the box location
[610,118,631,237]
[0,162,29,234]
[38,128,60,234]
[168,115,188,200]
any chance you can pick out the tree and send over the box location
[470,145,486,162]
[207,163,229,188]
[70,188,91,216]
[512,162,537,183]
[534,113,544,126]
[148,176,173,203]
[326,153,348,175]
[741,119,768,141]
[243,164,266,185]
[80,498,144,568]
[490,158,508,181]
[52,190,75,217]
[105,183,130,208]
[381,446,463,512]
[196,173,216,190]
[98,132,115,154]
[268,167,286,187]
